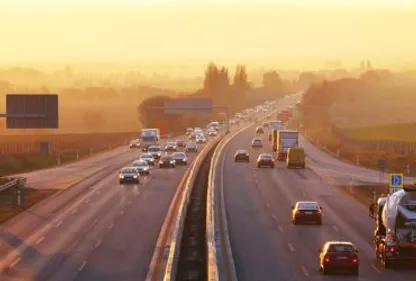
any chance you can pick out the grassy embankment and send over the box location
[0,132,136,223]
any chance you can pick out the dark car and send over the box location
[172,152,188,165]
[118,167,140,184]
[129,139,140,149]
[251,138,263,148]
[132,160,150,175]
[256,127,264,134]
[164,141,178,152]
[263,122,269,128]
[319,241,359,275]
[257,153,274,168]
[234,150,249,162]
[148,145,163,159]
[177,140,186,148]
[159,155,175,168]
[139,153,155,166]
[186,142,198,153]
[292,201,322,224]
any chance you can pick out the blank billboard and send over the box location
[164,98,213,115]
[6,94,59,129]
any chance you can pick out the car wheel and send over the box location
[322,266,330,275]
[302,164,305,169]
[119,180,124,184]
[317,219,322,225]
[159,165,163,168]
[292,219,298,225]
[271,164,274,168]
[352,267,359,276]
[257,164,261,168]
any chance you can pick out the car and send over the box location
[251,138,263,148]
[234,150,249,162]
[256,127,264,134]
[189,132,197,140]
[159,155,175,168]
[292,201,322,224]
[186,142,198,153]
[172,152,188,165]
[148,145,163,159]
[139,153,155,166]
[262,122,269,128]
[318,241,359,275]
[132,160,150,175]
[196,135,206,144]
[118,167,140,184]
[177,140,186,148]
[164,141,178,152]
[208,130,217,137]
[129,139,140,149]
[257,153,274,168]
[186,128,193,135]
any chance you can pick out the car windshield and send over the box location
[149,147,161,152]
[298,202,319,210]
[187,144,196,148]
[141,154,153,159]
[167,142,176,146]
[237,150,248,154]
[162,156,173,161]
[121,168,136,173]
[327,244,354,253]
[253,139,262,143]
[173,153,185,158]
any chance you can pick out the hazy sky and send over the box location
[1,0,415,63]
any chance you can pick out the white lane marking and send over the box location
[278,226,284,233]
[271,214,277,221]
[55,221,62,228]
[79,261,87,271]
[288,242,295,252]
[119,210,124,216]
[108,223,114,229]
[71,208,78,214]
[371,264,381,274]
[332,225,339,232]
[10,257,21,267]
[301,266,309,277]
[94,240,102,248]
[265,202,270,208]
[84,199,90,204]
[35,237,44,245]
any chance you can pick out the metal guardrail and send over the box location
[0,177,27,193]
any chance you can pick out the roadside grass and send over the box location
[341,123,416,142]
[0,187,57,224]
[0,132,136,176]
[337,184,389,207]
[302,127,416,176]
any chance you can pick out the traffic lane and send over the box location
[71,163,192,281]
[222,131,304,281]
[0,168,153,280]
[1,152,196,281]
[251,155,416,280]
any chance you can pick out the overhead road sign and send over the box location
[389,173,404,194]
[5,94,59,129]
[164,98,213,115]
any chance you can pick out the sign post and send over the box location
[389,173,404,194]
[378,159,385,185]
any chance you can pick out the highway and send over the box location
[220,125,416,281]
[0,141,201,281]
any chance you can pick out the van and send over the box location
[286,147,305,168]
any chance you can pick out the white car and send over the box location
[196,135,206,144]
[132,160,150,175]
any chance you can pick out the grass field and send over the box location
[341,123,416,141]
[0,132,136,176]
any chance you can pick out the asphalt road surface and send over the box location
[221,125,416,281]
[0,142,202,281]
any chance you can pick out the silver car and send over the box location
[119,167,140,184]
[132,160,150,175]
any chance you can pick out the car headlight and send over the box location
[119,175,124,178]
[133,175,138,178]
[143,167,148,170]
[170,160,175,164]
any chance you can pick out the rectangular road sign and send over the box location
[6,94,59,128]
[164,98,212,115]
[389,173,404,192]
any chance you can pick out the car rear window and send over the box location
[122,168,136,173]
[260,154,272,159]
[173,153,185,157]
[328,245,354,253]
[298,202,319,209]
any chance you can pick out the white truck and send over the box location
[268,121,285,142]
[140,128,160,151]
[273,130,299,161]
[371,187,416,268]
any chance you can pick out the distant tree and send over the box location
[262,71,283,95]
[360,70,381,85]
[83,112,107,131]
[233,64,249,90]
[366,60,372,70]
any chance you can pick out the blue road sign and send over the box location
[378,159,385,169]
[389,173,404,188]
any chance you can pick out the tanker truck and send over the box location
[370,186,416,269]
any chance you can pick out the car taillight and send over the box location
[324,256,331,263]
[387,246,396,253]
[352,257,358,263]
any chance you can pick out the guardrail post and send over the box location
[336,148,340,158]
[76,150,79,159]
[356,156,360,166]
[57,154,61,165]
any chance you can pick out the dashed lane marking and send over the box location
[371,264,381,274]
[278,226,284,233]
[301,266,309,277]
[79,261,87,271]
[71,208,78,214]
[35,237,44,245]
[288,242,295,252]
[332,225,339,232]
[94,240,102,248]
[272,214,277,221]
[10,257,21,267]
[55,221,63,228]
[108,223,114,229]
[119,210,124,216]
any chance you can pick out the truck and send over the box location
[272,130,299,161]
[277,110,292,123]
[140,128,160,151]
[370,187,416,269]
[268,121,286,142]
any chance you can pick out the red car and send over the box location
[292,201,322,225]
[319,241,359,275]
[234,150,249,162]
